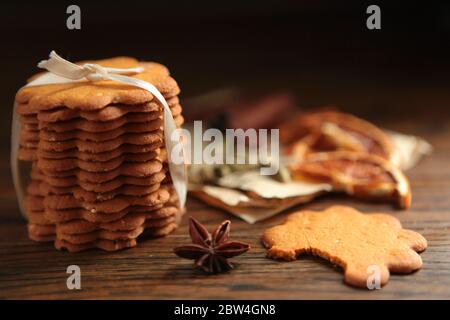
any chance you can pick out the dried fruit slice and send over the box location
[290,151,411,208]
[282,111,397,164]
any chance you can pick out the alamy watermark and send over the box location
[170,121,280,175]
[66,5,81,30]
[66,265,81,290]
[366,5,381,30]
[366,265,382,290]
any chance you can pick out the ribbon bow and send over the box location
[11,51,187,218]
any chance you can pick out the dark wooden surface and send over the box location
[1,114,450,300]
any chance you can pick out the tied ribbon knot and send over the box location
[37,51,146,81]
[11,51,187,218]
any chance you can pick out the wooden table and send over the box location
[1,115,450,300]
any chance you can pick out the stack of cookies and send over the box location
[15,57,185,252]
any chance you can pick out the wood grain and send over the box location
[1,118,450,300]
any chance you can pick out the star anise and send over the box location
[174,217,250,273]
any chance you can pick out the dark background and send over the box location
[1,0,449,147]
[1,1,450,299]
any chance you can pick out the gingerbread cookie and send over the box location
[16,55,185,252]
[39,181,163,202]
[16,57,177,110]
[38,119,163,142]
[262,206,427,288]
[43,204,162,223]
[53,206,182,247]
[144,222,179,238]
[38,159,163,182]
[32,98,180,122]
[37,131,163,153]
[42,112,182,133]
[36,150,161,173]
[36,170,167,191]
[36,142,163,161]
[43,187,170,213]
[55,221,180,252]
[57,211,178,234]
[55,238,137,252]
[39,112,162,132]
[29,193,182,248]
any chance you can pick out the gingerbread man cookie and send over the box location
[262,206,427,288]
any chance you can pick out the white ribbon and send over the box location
[11,51,187,218]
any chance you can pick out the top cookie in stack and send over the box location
[15,57,185,252]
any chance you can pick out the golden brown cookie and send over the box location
[27,209,52,225]
[37,131,163,153]
[43,187,170,213]
[43,204,164,223]
[144,222,179,238]
[20,114,38,125]
[262,205,427,288]
[24,181,56,242]
[52,206,182,251]
[18,147,37,161]
[38,119,163,142]
[39,112,162,132]
[36,150,161,173]
[16,57,180,111]
[55,237,137,252]
[36,142,163,161]
[18,117,181,158]
[40,181,162,202]
[35,169,167,191]
[20,128,164,151]
[57,226,145,244]
[24,195,45,211]
[56,212,177,234]
[29,232,55,242]
[54,210,184,252]
[28,223,56,236]
[38,159,164,183]
[16,55,185,252]
[28,198,182,249]
[32,98,180,122]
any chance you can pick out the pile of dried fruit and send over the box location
[282,111,416,208]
